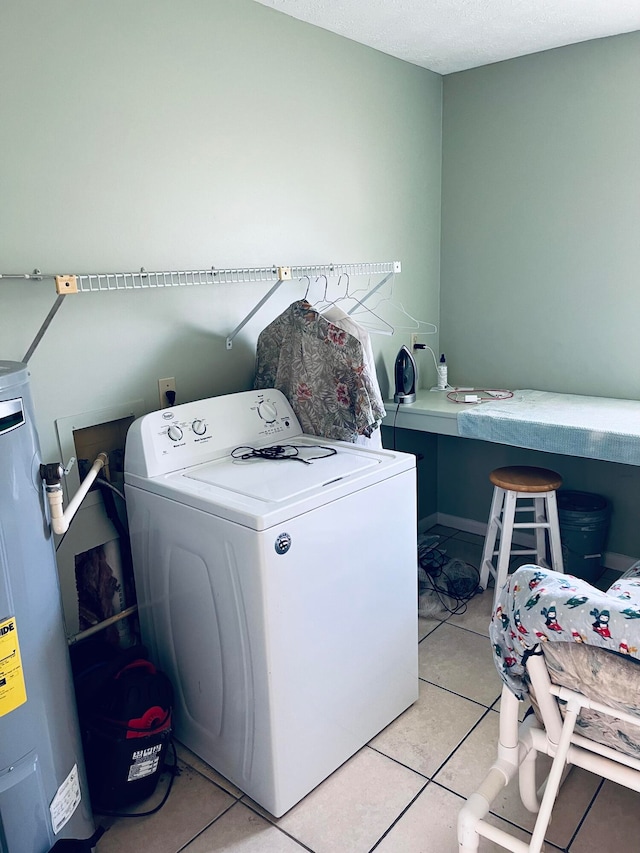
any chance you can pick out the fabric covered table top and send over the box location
[457,390,640,465]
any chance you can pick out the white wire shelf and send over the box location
[1,261,401,293]
[4,261,402,359]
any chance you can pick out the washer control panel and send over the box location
[125,389,302,478]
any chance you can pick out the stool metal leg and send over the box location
[546,491,564,574]
[480,486,504,591]
[493,490,517,605]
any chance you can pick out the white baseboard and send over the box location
[602,552,637,573]
[436,513,486,538]
[418,513,438,534]
[418,512,632,574]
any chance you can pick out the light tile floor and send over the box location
[95,526,638,853]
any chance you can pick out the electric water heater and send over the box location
[0,362,94,851]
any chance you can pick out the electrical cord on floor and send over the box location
[418,539,447,574]
[93,739,179,819]
[418,540,481,616]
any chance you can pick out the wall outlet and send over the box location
[410,333,419,351]
[158,377,176,409]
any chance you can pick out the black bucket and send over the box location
[557,490,611,584]
[72,644,173,810]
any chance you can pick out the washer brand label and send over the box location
[0,616,27,717]
[128,743,163,781]
[274,533,291,555]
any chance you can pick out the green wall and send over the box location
[4,1,638,565]
[439,32,640,559]
[441,32,640,396]
[1,1,442,626]
[0,0,442,465]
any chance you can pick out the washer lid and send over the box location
[184,442,380,502]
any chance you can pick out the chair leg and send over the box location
[458,685,521,852]
[480,487,504,592]
[518,719,541,813]
[458,779,502,852]
[528,703,580,853]
[546,491,564,574]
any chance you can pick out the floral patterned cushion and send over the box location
[490,565,640,759]
[534,642,640,760]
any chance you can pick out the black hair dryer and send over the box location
[393,345,417,404]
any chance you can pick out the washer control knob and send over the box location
[258,401,278,424]
[192,419,207,436]
[167,424,183,442]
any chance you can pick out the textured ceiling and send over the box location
[253,0,640,74]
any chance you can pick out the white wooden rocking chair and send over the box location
[458,564,640,853]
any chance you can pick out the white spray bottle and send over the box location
[437,353,448,390]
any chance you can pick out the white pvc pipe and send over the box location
[68,605,138,645]
[469,818,531,853]
[47,452,108,535]
[457,760,518,851]
[528,701,579,853]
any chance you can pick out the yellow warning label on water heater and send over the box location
[0,616,27,716]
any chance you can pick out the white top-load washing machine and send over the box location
[124,389,418,817]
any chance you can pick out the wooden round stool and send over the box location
[480,465,564,605]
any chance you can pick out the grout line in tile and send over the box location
[367,778,432,853]
[563,775,605,852]
[441,619,492,639]
[419,614,486,638]
[417,620,448,642]
[428,705,496,780]
[364,742,431,782]
[451,531,485,543]
[175,798,239,853]
[417,620,447,645]
[174,759,243,804]
[239,798,317,851]
[417,675,499,711]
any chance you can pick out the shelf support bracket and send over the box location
[226,271,290,349]
[22,294,68,364]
